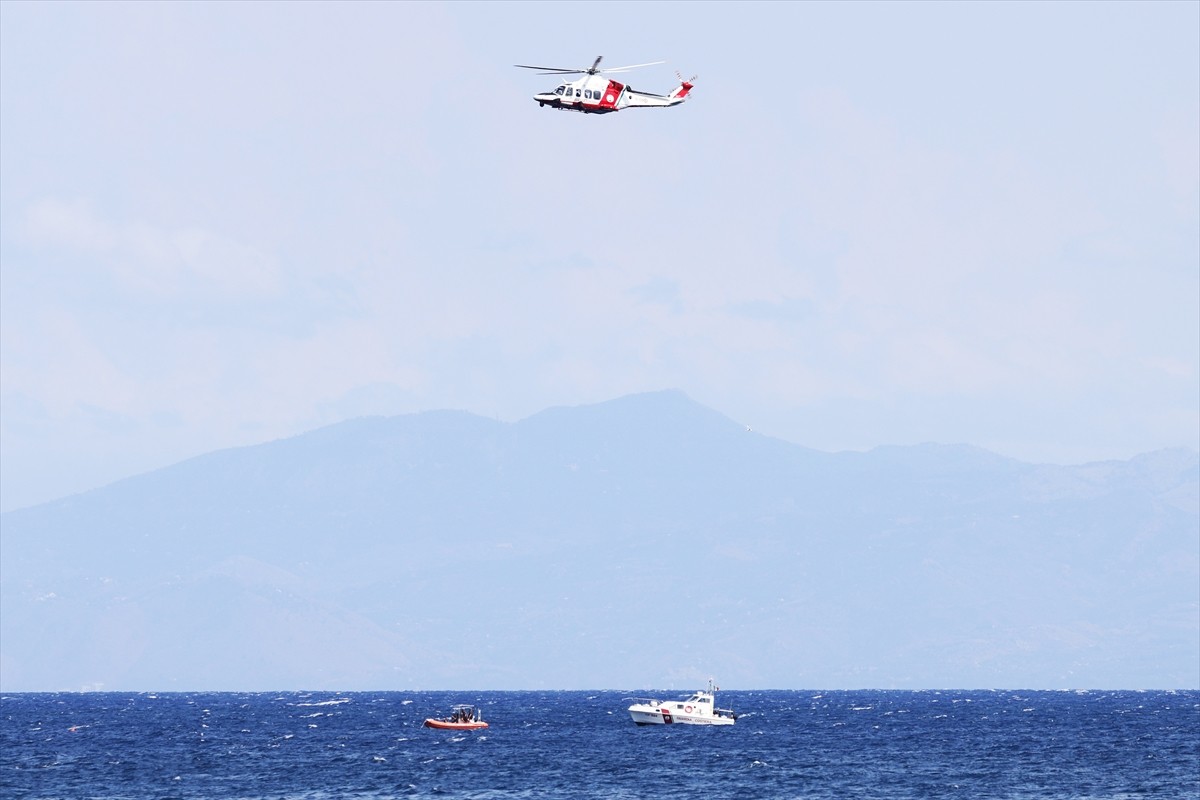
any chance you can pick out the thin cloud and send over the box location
[22,198,281,300]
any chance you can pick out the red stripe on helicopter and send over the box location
[598,80,623,109]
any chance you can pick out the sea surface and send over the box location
[1,690,1197,799]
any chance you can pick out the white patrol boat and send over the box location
[627,680,736,726]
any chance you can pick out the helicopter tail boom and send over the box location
[621,75,695,109]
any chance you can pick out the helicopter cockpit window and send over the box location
[555,86,564,96]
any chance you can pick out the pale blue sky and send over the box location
[2,1,1197,511]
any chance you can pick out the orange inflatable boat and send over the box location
[424,704,488,730]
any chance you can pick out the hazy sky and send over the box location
[2,1,1197,511]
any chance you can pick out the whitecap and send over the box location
[295,698,351,707]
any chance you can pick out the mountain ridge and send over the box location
[2,390,1196,691]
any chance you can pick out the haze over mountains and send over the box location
[2,391,1196,691]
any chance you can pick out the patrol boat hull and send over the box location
[627,683,736,726]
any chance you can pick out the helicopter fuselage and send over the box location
[533,74,691,114]
[535,76,625,113]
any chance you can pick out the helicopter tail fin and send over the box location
[669,72,696,100]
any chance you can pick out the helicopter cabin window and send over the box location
[583,89,592,100]
[575,88,581,97]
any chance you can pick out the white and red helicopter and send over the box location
[515,56,694,114]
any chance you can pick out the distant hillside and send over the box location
[2,390,1196,690]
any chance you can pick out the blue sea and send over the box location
[2,690,1197,799]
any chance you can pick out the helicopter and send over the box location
[514,56,695,114]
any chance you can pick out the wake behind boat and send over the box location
[424,704,488,730]
[628,680,736,726]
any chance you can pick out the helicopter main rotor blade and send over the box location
[514,64,586,73]
[514,57,663,77]
[599,60,666,73]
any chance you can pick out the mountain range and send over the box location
[2,390,1196,690]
